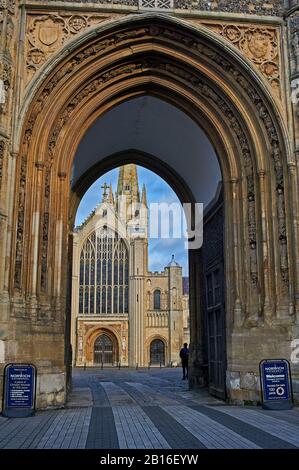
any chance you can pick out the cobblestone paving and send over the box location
[0,367,298,449]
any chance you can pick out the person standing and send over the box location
[180,342,189,380]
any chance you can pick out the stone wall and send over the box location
[27,0,285,16]
[0,1,298,409]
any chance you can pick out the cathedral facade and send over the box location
[71,165,190,367]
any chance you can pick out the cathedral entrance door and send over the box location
[150,339,165,366]
[94,334,113,365]
[205,264,226,400]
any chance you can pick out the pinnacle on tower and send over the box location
[141,183,147,208]
[116,164,139,201]
[116,164,140,220]
[167,254,180,267]
[109,182,114,205]
[101,182,109,202]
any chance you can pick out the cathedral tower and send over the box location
[116,164,140,223]
[166,255,184,364]
[116,164,148,366]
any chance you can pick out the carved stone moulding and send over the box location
[24,12,282,97]
[16,19,288,307]
[41,55,259,299]
[14,155,27,289]
[40,169,51,291]
[0,0,15,13]
[0,139,6,191]
[188,20,281,97]
[25,12,125,85]
[1,59,12,91]
[0,55,13,116]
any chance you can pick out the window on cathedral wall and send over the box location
[78,227,129,315]
[154,289,161,310]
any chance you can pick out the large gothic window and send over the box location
[79,228,129,314]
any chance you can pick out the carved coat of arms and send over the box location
[28,16,67,52]
[240,29,277,64]
[39,23,59,46]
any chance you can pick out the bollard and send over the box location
[160,361,162,368]
[101,362,103,370]
[84,362,86,371]
[136,363,138,370]
[148,362,150,370]
[118,362,121,370]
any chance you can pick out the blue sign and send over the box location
[260,359,293,410]
[2,364,36,417]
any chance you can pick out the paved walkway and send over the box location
[0,367,299,449]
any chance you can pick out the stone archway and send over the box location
[145,334,168,366]
[2,13,298,408]
[86,329,119,366]
[150,338,166,366]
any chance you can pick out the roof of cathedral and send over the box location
[74,206,98,231]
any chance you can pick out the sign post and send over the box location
[2,363,36,417]
[259,359,293,410]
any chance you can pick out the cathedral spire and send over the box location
[116,164,139,201]
[116,164,140,220]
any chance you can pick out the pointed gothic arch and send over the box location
[78,227,129,315]
[4,13,298,408]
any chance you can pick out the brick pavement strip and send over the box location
[86,406,119,449]
[0,416,39,449]
[255,408,299,427]
[100,382,135,406]
[88,378,110,407]
[216,406,299,448]
[36,408,92,449]
[1,368,299,450]
[0,412,60,449]
[21,412,58,449]
[121,382,155,406]
[143,406,206,449]
[162,405,261,449]
[125,382,178,406]
[0,416,8,429]
[189,405,296,449]
[113,405,171,449]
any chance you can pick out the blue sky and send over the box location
[75,166,189,276]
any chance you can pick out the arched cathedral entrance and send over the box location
[94,334,117,366]
[150,339,165,366]
[1,13,298,409]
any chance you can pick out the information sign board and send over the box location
[2,363,36,417]
[259,359,293,410]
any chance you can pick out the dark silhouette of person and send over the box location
[180,342,189,380]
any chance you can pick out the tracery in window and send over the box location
[79,228,129,314]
